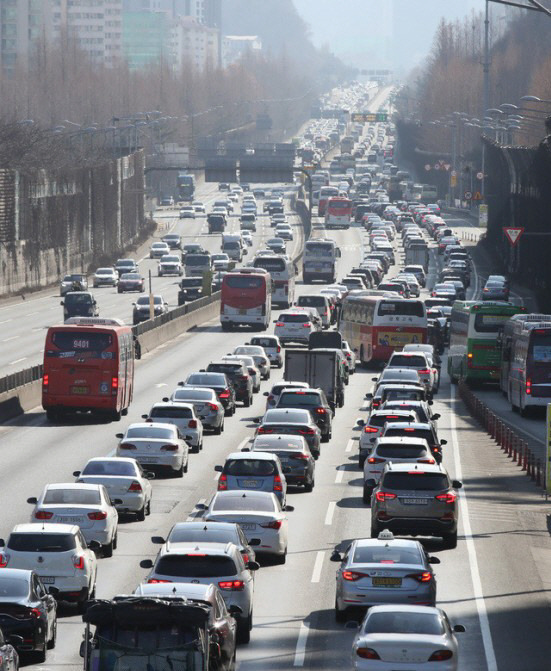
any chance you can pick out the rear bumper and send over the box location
[0,618,45,651]
[376,515,457,536]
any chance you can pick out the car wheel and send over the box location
[370,521,381,538]
[443,531,458,549]
[236,611,252,644]
[214,420,223,435]
[362,484,373,504]
[321,432,330,443]
[146,499,151,516]
[304,478,314,492]
[184,457,189,473]
[47,619,57,650]
[137,504,146,522]
[45,409,59,422]
[275,549,287,565]
[359,457,365,470]
[192,442,200,454]
[244,394,252,408]
[35,640,47,663]
[335,597,347,623]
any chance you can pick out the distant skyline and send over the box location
[294,0,498,74]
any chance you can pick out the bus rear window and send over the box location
[224,276,264,289]
[474,313,510,333]
[305,243,333,257]
[531,335,551,363]
[254,258,286,272]
[49,332,113,357]
[378,301,425,318]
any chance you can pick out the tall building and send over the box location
[122,10,169,69]
[170,15,219,71]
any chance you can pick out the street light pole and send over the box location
[481,0,490,202]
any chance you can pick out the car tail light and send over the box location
[372,400,380,408]
[364,426,378,433]
[316,408,326,414]
[277,346,281,352]
[341,570,366,581]
[356,648,381,660]
[128,481,142,492]
[260,520,282,530]
[408,571,432,583]
[418,368,431,374]
[27,608,42,618]
[73,555,85,570]
[242,553,249,564]
[188,419,198,428]
[367,457,385,464]
[428,650,453,662]
[119,443,136,450]
[88,511,108,520]
[218,580,245,590]
[257,427,272,434]
[161,444,179,451]
[435,492,457,504]
[276,322,284,327]
[218,474,228,490]
[526,378,532,395]
[292,453,309,460]
[418,458,435,464]
[375,491,396,502]
[299,428,315,435]
[273,475,283,492]
[0,554,9,568]
[219,390,230,399]
[148,579,172,584]
[483,288,489,292]
[35,511,53,520]
[207,403,218,411]
[302,323,311,328]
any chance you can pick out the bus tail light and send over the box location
[35,511,54,520]
[43,374,49,391]
[467,352,473,368]
[188,419,197,428]
[526,378,532,395]
[112,377,118,392]
[218,474,228,490]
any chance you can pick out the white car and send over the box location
[149,241,170,258]
[73,457,154,520]
[27,483,119,556]
[274,310,319,346]
[233,345,271,379]
[241,231,253,247]
[248,335,283,368]
[192,201,206,214]
[0,523,98,613]
[143,402,203,453]
[211,253,231,271]
[275,224,293,241]
[169,386,225,434]
[93,267,118,287]
[201,490,294,563]
[352,605,464,670]
[116,422,189,477]
[179,206,196,218]
[386,351,436,394]
[158,254,183,276]
[342,340,357,373]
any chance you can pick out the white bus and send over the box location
[252,254,296,308]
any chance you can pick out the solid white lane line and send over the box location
[324,501,336,525]
[311,551,324,583]
[293,622,309,667]
[450,385,498,671]
[335,466,345,484]
[9,358,27,366]
[345,439,354,453]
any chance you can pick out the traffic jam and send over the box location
[0,82,536,671]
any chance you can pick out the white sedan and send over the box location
[116,422,189,477]
[149,241,170,258]
[27,483,119,556]
[93,267,118,287]
[352,605,464,670]
[73,457,153,520]
[200,490,293,563]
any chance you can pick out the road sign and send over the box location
[444,164,451,171]
[351,112,388,123]
[479,204,488,227]
[472,191,483,201]
[504,227,524,246]
[477,171,484,180]
[425,164,431,171]
[464,190,472,200]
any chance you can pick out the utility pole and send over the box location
[481,0,490,202]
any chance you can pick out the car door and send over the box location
[214,590,235,666]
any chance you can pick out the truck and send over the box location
[284,347,345,409]
[302,239,340,284]
[80,596,228,670]
[178,173,195,201]
[405,242,429,272]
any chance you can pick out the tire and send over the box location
[335,597,347,623]
[304,477,314,492]
[76,594,88,615]
[321,432,330,443]
[104,535,115,558]
[137,505,146,522]
[192,442,200,454]
[177,461,185,478]
[442,530,458,549]
[359,457,365,471]
[275,549,287,565]
[184,458,189,473]
[111,410,121,422]
[363,484,373,504]
[236,612,252,644]
[214,420,223,435]
[45,409,58,422]
[35,641,47,663]
[146,499,151,516]
[244,394,252,408]
[47,619,57,650]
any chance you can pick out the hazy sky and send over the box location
[294,0,488,73]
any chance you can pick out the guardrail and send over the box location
[0,365,43,395]
[458,380,545,489]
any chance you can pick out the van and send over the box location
[222,234,245,262]
[185,253,211,277]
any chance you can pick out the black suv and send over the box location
[275,388,333,442]
[181,372,236,416]
[61,291,99,320]
[178,277,204,305]
[206,361,253,407]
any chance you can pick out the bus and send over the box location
[448,301,526,385]
[318,186,340,216]
[42,317,135,422]
[303,238,341,284]
[412,183,438,204]
[325,197,353,229]
[177,173,195,201]
[339,295,428,366]
[503,317,551,414]
[220,269,272,331]
[252,254,295,308]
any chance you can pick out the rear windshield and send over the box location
[224,276,264,289]
[352,545,421,564]
[280,314,310,323]
[180,279,203,287]
[377,446,427,459]
[369,414,411,428]
[251,337,277,348]
[378,301,425,318]
[381,370,419,382]
[225,459,276,476]
[156,556,237,578]
[364,612,443,636]
[186,373,226,386]
[474,313,510,333]
[121,273,141,280]
[298,296,326,307]
[8,533,76,552]
[64,294,93,304]
[44,489,101,504]
[254,258,286,272]
[186,255,210,265]
[384,428,432,442]
[264,409,310,423]
[173,389,213,401]
[0,577,29,598]
[278,392,321,407]
[389,355,427,368]
[125,426,175,440]
[212,495,276,512]
[207,363,242,375]
[382,472,448,490]
[82,461,135,476]
[150,407,192,419]
[49,331,113,355]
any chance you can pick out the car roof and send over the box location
[135,583,213,599]
[126,422,178,431]
[375,436,430,446]
[384,421,432,429]
[85,456,137,465]
[352,537,422,550]
[151,401,193,409]
[384,462,446,474]
[12,523,79,534]
[162,542,236,557]
[224,451,279,461]
[370,409,417,418]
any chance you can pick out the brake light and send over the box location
[408,571,432,583]
[258,427,272,434]
[428,650,453,662]
[148,579,172,584]
[112,376,118,391]
[277,346,281,352]
[299,428,315,435]
[219,390,230,399]
[403,428,415,432]
[418,458,435,464]
[372,400,380,408]
[375,491,396,501]
[73,555,85,570]
[292,453,309,460]
[276,322,284,327]
[302,323,310,328]
[435,492,457,504]
[316,408,326,414]
[88,511,107,520]
[218,580,245,590]
[364,426,378,433]
[526,378,532,395]
[242,553,249,563]
[119,443,136,450]
[188,419,198,428]
[273,475,283,492]
[342,570,366,581]
[35,511,53,520]
[218,474,228,490]
[28,608,42,618]
[160,444,179,451]
[239,375,249,381]
[483,288,489,292]
[356,648,381,660]
[43,374,49,389]
[418,369,431,374]
[207,403,218,411]
[0,554,8,568]
[128,481,142,492]
[260,520,282,530]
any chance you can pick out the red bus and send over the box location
[220,269,272,331]
[317,186,339,216]
[42,317,135,422]
[325,197,352,229]
[339,295,428,365]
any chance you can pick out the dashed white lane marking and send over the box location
[9,358,27,366]
[2,336,17,342]
[293,622,309,667]
[186,498,207,522]
[311,551,324,583]
[335,466,345,483]
[345,439,354,453]
[324,501,336,525]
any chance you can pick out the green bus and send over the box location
[448,301,526,385]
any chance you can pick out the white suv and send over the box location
[0,524,98,613]
[143,402,203,453]
[274,310,319,346]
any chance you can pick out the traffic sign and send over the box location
[424,164,431,171]
[351,112,388,123]
[434,163,440,170]
[464,190,472,200]
[444,164,451,171]
[472,191,483,201]
[477,171,484,180]
[451,170,457,177]
[504,227,524,246]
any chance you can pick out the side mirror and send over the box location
[263,391,269,397]
[141,414,148,419]
[229,604,243,616]
[247,560,260,571]
[364,393,373,400]
[453,624,466,633]
[428,556,440,565]
[60,300,64,306]
[428,400,434,406]
[241,447,250,452]
[73,471,81,477]
[214,465,223,472]
[249,538,261,546]
[27,497,38,505]
[371,377,378,382]
[356,418,365,427]
[140,559,154,569]
[162,397,169,402]
[432,413,440,420]
[178,381,184,386]
[151,536,166,544]
[452,480,463,489]
[330,550,342,562]
[440,439,447,445]
[146,472,155,480]
[284,505,295,512]
[115,433,124,439]
[195,503,206,510]
[88,540,102,551]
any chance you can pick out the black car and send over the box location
[117,272,145,293]
[132,294,169,325]
[178,277,204,305]
[0,568,57,662]
[250,434,316,491]
[275,388,333,442]
[61,292,98,321]
[206,361,253,407]
[207,213,226,233]
[181,372,236,416]
[114,258,138,276]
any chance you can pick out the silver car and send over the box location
[248,336,283,368]
[263,381,309,410]
[168,386,225,434]
[215,452,287,504]
[143,402,203,453]
[331,530,440,622]
[256,408,322,458]
[233,345,271,379]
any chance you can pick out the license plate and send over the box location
[402,498,428,505]
[71,386,89,395]
[40,577,55,584]
[372,577,402,587]
[242,480,259,487]
[61,516,84,524]
[240,523,256,530]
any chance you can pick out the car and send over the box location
[59,273,88,296]
[116,271,144,293]
[256,408,322,459]
[149,241,170,258]
[182,243,207,258]
[403,264,426,287]
[215,451,287,504]
[143,401,203,453]
[192,201,206,214]
[249,434,315,492]
[362,437,435,502]
[443,279,466,301]
[331,530,440,622]
[356,409,417,468]
[200,490,294,564]
[248,336,283,368]
[295,295,332,329]
[158,254,183,277]
[386,352,436,394]
[223,355,261,393]
[0,568,55,662]
[206,360,254,407]
[114,258,138,275]
[179,206,196,218]
[373,368,423,393]
[233,345,271,380]
[161,233,182,249]
[61,292,99,320]
[74,457,153,520]
[367,382,428,414]
[241,231,253,247]
[218,182,230,191]
[132,294,169,325]
[371,463,461,547]
[211,253,231,271]
[116,422,189,477]
[168,386,225,434]
[134,582,237,667]
[275,224,293,241]
[431,283,457,301]
[140,541,258,644]
[266,238,286,255]
[482,279,509,301]
[274,310,319,346]
[263,381,310,410]
[27,483,119,557]
[177,276,204,304]
[0,524,98,614]
[276,387,333,442]
[351,605,465,670]
[342,340,357,372]
[381,400,440,427]
[159,196,174,206]
[380,421,446,463]
[181,372,237,416]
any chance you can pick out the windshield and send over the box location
[364,611,443,635]
[44,488,101,504]
[264,409,310,423]
[382,472,448,490]
[168,528,237,544]
[186,255,210,265]
[207,363,242,375]
[305,242,334,257]
[156,555,237,578]
[96,268,113,274]
[278,392,321,407]
[121,273,141,280]
[377,445,427,458]
[378,300,425,318]
[7,533,76,552]
[137,296,162,305]
[389,355,427,368]
[65,294,93,304]
[253,258,286,272]
[212,495,276,512]
[225,459,276,476]
[82,461,136,476]
[473,313,511,333]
